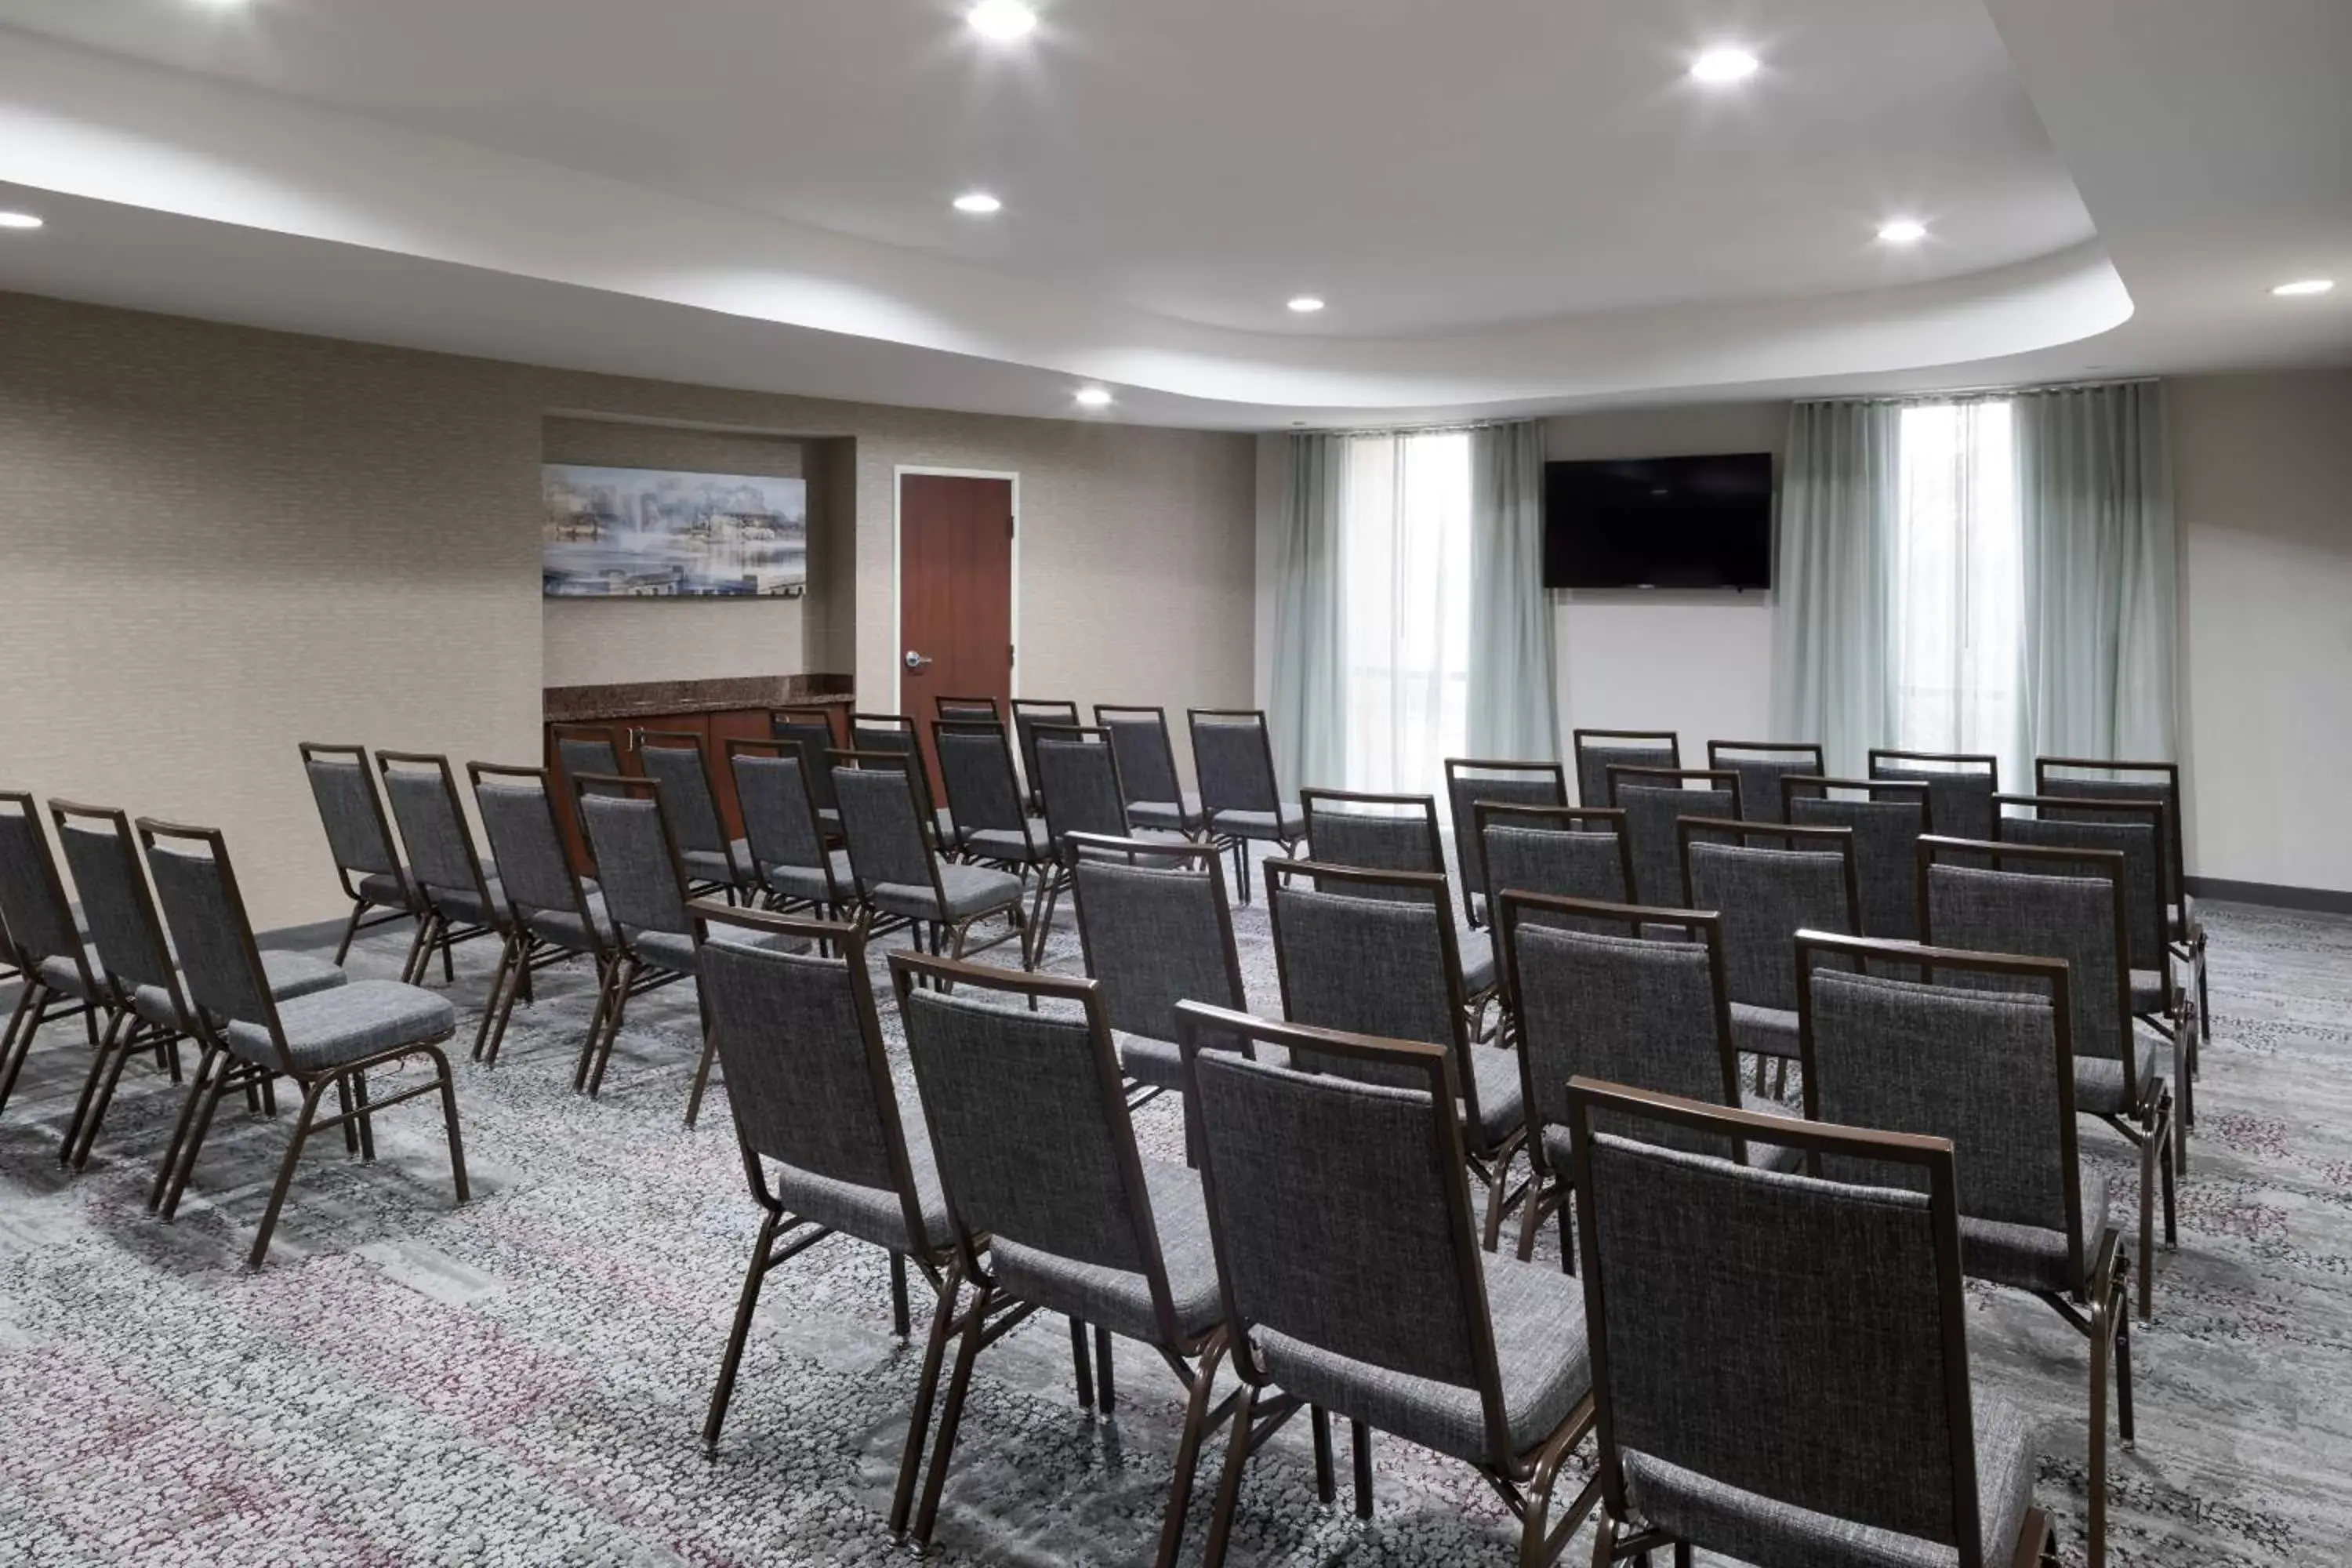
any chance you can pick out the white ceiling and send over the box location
[0,0,2343,427]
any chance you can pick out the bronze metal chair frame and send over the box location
[1571,728,1682,807]
[720,738,852,918]
[296,740,425,973]
[886,953,1236,1566]
[0,790,110,1131]
[1705,739,1828,822]
[376,750,506,989]
[1177,1004,1601,1568]
[1918,834,2176,1322]
[829,750,1029,969]
[690,904,957,1456]
[466,762,616,1071]
[1443,757,1570,929]
[1187,707,1305,905]
[935,695,1003,721]
[1567,1078,2056,1568]
[1010,698,1083,813]
[1096,703,1207,837]
[136,817,467,1269]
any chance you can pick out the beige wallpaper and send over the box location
[0,292,1258,927]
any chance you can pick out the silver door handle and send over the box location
[904,649,933,671]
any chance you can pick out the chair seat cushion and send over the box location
[2129,967,2169,1015]
[225,979,456,1071]
[773,1100,953,1254]
[961,820,1053,865]
[1129,793,1205,831]
[34,946,105,1001]
[2075,1040,2160,1117]
[1465,1044,1525,1149]
[1962,1174,2107,1295]
[682,840,757,888]
[631,924,802,977]
[119,948,347,1030]
[989,1159,1224,1345]
[523,892,615,955]
[760,850,853,905]
[429,872,509,927]
[356,868,419,911]
[1729,1001,1801,1061]
[1621,1388,2036,1568]
[870,861,1025,923]
[1259,1250,1590,1467]
[1211,804,1305,843]
[1459,925,1497,998]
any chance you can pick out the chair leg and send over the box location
[1311,1406,1336,1505]
[1094,1323,1116,1413]
[1199,1382,1261,1568]
[1069,1315,1096,1410]
[0,984,50,1118]
[586,956,637,1099]
[572,955,619,1089]
[1352,1419,1374,1518]
[60,1008,130,1167]
[160,1055,240,1220]
[685,985,721,1130]
[2136,1113,2158,1325]
[471,933,520,1062]
[428,1046,469,1203]
[2089,1265,2111,1568]
[151,1044,223,1212]
[351,1070,378,1163]
[891,1252,911,1338]
[69,1015,147,1171]
[481,939,534,1068]
[439,920,457,984]
[336,1076,361,1156]
[702,1207,781,1456]
[399,912,434,985]
[913,1277,996,1545]
[1152,1334,1232,1568]
[247,1072,334,1269]
[891,1260,964,1536]
[332,901,365,965]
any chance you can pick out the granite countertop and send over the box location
[544,675,852,723]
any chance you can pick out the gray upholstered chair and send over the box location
[1303,787,1497,1029]
[1797,930,2129,1564]
[637,730,756,898]
[1098,704,1207,837]
[298,741,423,971]
[1189,708,1304,904]
[1605,764,1740,909]
[691,905,956,1456]
[1475,804,1635,916]
[768,709,844,837]
[1706,740,1826,825]
[2038,757,2204,1050]
[887,953,1230,1563]
[49,800,343,1170]
[724,740,852,916]
[848,716,960,848]
[1784,775,1931,939]
[1025,724,1138,959]
[1572,728,1679,810]
[1920,835,2176,1322]
[1497,891,1793,1269]
[377,751,507,987]
[931,719,1051,874]
[1063,833,1248,1101]
[831,757,1027,967]
[139,818,466,1269]
[1175,1007,1600,1568]
[0,790,108,1126]
[469,763,617,1069]
[1010,698,1082,813]
[1567,1079,2056,1568]
[1264,858,1525,1243]
[1871,747,2000,840]
[550,723,626,795]
[1677,819,1860,1083]
[1443,757,1570,929]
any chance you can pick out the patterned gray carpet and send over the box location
[2,879,2347,1566]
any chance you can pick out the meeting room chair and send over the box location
[1705,740,1826,824]
[1301,787,1497,1026]
[469,763,618,1069]
[637,730,757,899]
[0,790,109,1128]
[1871,747,2000,840]
[1567,1080,2058,1568]
[1677,818,1860,1088]
[831,757,1028,967]
[931,719,1051,873]
[377,750,509,987]
[1797,931,2129,1566]
[768,709,845,836]
[1571,728,1679,810]
[1189,708,1305,903]
[888,953,1230,1563]
[140,818,466,1269]
[298,741,423,972]
[1176,1007,1600,1568]
[550,723,627,794]
[1097,704,1207,837]
[1009,698,1082,813]
[1475,804,1636,921]
[849,713,955,846]
[1443,757,1570,929]
[1605,764,1740,909]
[2038,757,2205,1048]
[1026,725,1138,960]
[724,740,853,917]
[1783,775,1932,939]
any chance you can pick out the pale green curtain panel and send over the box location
[1268,432,1348,794]
[1466,421,1561,760]
[2016,382,2179,761]
[1771,401,1902,775]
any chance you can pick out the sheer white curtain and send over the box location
[1341,430,1472,797]
[1893,399,2026,786]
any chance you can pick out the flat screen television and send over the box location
[1543,452,1774,590]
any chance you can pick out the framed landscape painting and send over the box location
[542,464,808,597]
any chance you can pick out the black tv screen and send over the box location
[1543,452,1774,590]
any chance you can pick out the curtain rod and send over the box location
[1801,374,2160,407]
[1303,417,1521,438]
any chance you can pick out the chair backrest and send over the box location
[551,724,627,797]
[1706,741,1826,825]
[1498,892,1742,1162]
[1679,822,1860,1011]
[1570,1082,1988,1564]
[936,695,1002,723]
[695,905,934,1250]
[1573,729,1680,809]
[137,820,288,1067]
[376,752,496,920]
[1011,699,1083,809]
[1919,837,2133,1077]
[850,714,940,828]
[768,710,842,813]
[1035,726,1133,844]
[52,800,173,1010]
[1606,766,1740,908]
[1443,758,1570,918]
[574,778,692,940]
[892,954,1191,1343]
[299,742,408,896]
[725,742,833,883]
[1871,749,1998,841]
[635,731,731,862]
[931,720,1028,839]
[1178,1007,1515,1466]
[0,791,85,975]
[1189,708,1283,818]
[1995,795,2168,975]
[2035,757,2184,911]
[1300,789,1446,901]
[1065,835,1247,1044]
[1096,705,1186,809]
[470,763,603,949]
[1797,933,2085,1275]
[830,754,941,896]
[1784,776,1930,940]
[1475,804,1635,925]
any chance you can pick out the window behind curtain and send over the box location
[1893,400,2024,786]
[1341,430,1471,797]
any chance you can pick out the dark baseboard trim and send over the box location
[2186,876,2352,916]
[257,916,365,951]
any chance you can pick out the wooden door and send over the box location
[898,474,1015,795]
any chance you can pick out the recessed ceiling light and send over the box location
[1877,219,1929,245]
[1073,387,1112,408]
[952,192,1003,215]
[967,1,1037,42]
[1287,296,1326,314]
[1690,48,1759,84]
[0,211,42,230]
[2271,278,2336,297]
